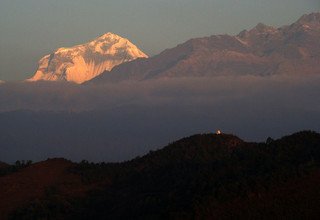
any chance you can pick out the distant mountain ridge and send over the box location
[90,12,320,83]
[28,33,148,84]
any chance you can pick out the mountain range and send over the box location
[89,12,320,83]
[24,12,320,84]
[27,33,148,84]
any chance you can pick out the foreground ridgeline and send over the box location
[0,131,320,219]
[89,12,320,83]
[27,33,148,84]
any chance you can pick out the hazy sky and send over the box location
[0,0,319,81]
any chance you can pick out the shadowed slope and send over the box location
[0,161,9,169]
[0,159,85,219]
[2,131,320,219]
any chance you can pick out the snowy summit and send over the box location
[28,33,148,84]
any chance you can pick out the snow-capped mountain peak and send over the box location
[97,32,121,40]
[28,32,148,84]
[297,12,320,24]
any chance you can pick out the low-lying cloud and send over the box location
[0,75,319,163]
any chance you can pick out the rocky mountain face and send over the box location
[90,13,320,83]
[28,33,148,84]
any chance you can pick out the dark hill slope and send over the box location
[6,131,320,219]
[0,159,88,219]
[70,131,320,220]
[5,131,320,219]
[0,161,9,169]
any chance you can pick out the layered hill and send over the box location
[90,12,320,83]
[1,131,320,219]
[0,159,88,219]
[28,33,148,84]
[0,161,8,169]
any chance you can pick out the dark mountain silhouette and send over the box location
[1,131,320,219]
[0,162,8,168]
[89,12,320,83]
[0,159,87,219]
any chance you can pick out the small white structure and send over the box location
[216,130,222,135]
